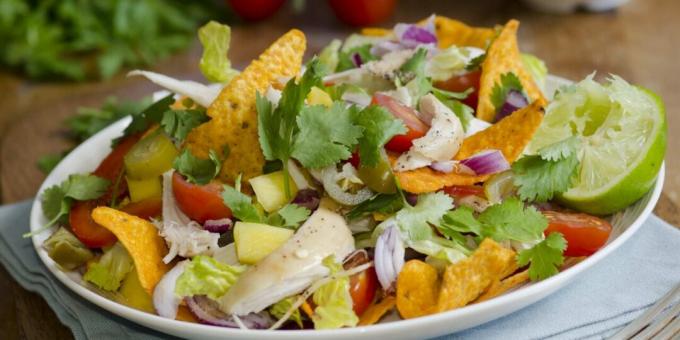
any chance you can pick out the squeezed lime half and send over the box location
[527,75,666,215]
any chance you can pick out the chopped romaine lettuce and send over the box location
[312,256,359,329]
[198,21,238,83]
[83,242,134,291]
[521,53,548,90]
[269,296,303,328]
[426,46,483,82]
[175,255,246,300]
[318,39,342,75]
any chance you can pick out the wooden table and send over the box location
[0,0,678,338]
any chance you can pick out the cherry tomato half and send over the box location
[227,0,285,21]
[328,0,396,27]
[543,211,613,257]
[373,93,429,153]
[172,172,232,225]
[443,185,485,199]
[434,70,481,109]
[344,251,378,316]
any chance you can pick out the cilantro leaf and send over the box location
[62,174,111,201]
[269,204,311,229]
[221,185,263,223]
[346,194,404,221]
[41,186,68,223]
[351,105,406,167]
[440,206,483,237]
[161,108,209,142]
[538,136,580,162]
[173,149,221,186]
[114,94,175,145]
[490,72,524,113]
[291,103,363,169]
[396,192,453,241]
[517,232,566,280]
[478,197,547,243]
[466,53,486,71]
[512,138,581,202]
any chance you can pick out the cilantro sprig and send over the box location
[161,108,209,143]
[173,149,222,186]
[490,72,525,113]
[221,182,310,229]
[30,174,110,237]
[512,137,581,202]
[517,232,567,280]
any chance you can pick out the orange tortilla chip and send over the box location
[361,27,392,37]
[475,270,529,303]
[396,260,440,319]
[358,296,397,326]
[91,207,169,294]
[456,99,545,162]
[185,29,306,184]
[393,100,543,194]
[436,238,516,312]
[176,306,198,323]
[477,20,545,122]
[432,16,496,49]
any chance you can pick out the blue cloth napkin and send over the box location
[1,199,679,340]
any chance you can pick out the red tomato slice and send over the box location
[93,133,142,181]
[443,185,485,198]
[172,172,232,225]
[121,197,162,220]
[434,70,481,109]
[328,0,396,27]
[373,93,429,153]
[543,211,613,257]
[227,0,285,21]
[345,251,378,316]
[70,201,117,248]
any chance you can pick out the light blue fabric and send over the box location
[1,199,679,340]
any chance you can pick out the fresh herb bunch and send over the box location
[0,0,223,80]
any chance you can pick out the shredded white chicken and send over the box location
[361,49,415,80]
[155,171,219,264]
[395,94,465,171]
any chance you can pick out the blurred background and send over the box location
[0,0,678,336]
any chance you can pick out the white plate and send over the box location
[30,75,664,339]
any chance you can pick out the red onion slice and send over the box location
[203,218,233,233]
[459,150,510,176]
[375,224,404,291]
[185,295,273,329]
[153,260,188,319]
[497,89,528,121]
[351,52,363,67]
[394,23,437,47]
[292,189,321,211]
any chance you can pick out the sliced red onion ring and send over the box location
[459,150,510,176]
[185,295,273,329]
[497,89,529,121]
[375,224,405,291]
[405,193,419,207]
[394,23,437,47]
[203,218,233,233]
[430,160,457,174]
[292,189,321,211]
[153,260,188,319]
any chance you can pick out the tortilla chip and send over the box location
[456,99,545,162]
[475,270,529,303]
[432,16,496,49]
[91,207,169,294]
[477,20,545,122]
[396,260,440,319]
[361,27,392,37]
[176,306,198,323]
[393,100,543,193]
[185,29,306,184]
[436,239,517,312]
[358,296,397,326]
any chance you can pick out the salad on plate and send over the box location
[35,15,666,330]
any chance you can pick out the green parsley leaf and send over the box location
[114,94,175,146]
[346,194,404,221]
[173,149,221,186]
[221,185,263,223]
[291,102,363,169]
[517,232,567,281]
[336,44,377,72]
[161,108,209,143]
[269,204,311,229]
[512,138,581,202]
[478,197,547,243]
[351,105,406,167]
[490,72,524,113]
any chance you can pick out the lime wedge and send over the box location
[527,75,666,215]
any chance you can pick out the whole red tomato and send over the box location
[328,0,396,27]
[227,0,286,21]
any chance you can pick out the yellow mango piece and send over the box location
[249,171,298,213]
[234,222,293,265]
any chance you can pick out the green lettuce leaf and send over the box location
[175,255,246,300]
[318,39,342,75]
[83,242,134,291]
[312,257,359,329]
[521,53,548,90]
[269,296,303,328]
[198,21,238,83]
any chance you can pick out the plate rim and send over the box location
[28,75,666,338]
